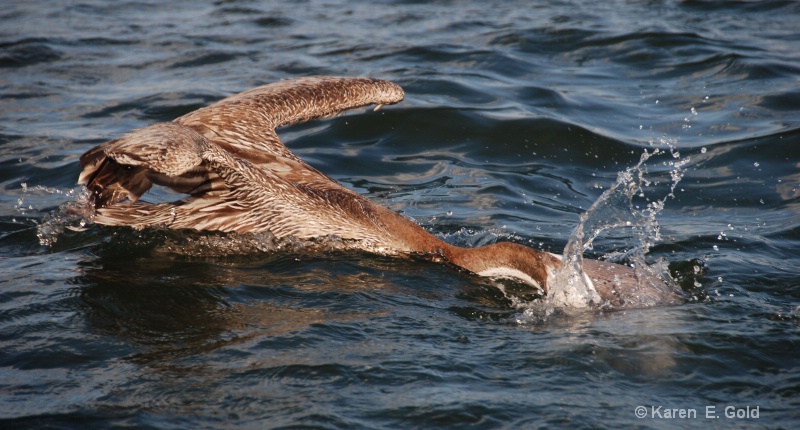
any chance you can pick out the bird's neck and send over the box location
[439,242,559,292]
[370,205,559,291]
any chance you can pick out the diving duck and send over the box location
[78,76,681,308]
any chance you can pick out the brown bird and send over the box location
[78,76,682,308]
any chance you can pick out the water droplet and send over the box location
[712,245,719,251]
[753,162,760,168]
[701,147,707,154]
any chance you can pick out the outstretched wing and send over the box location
[78,77,405,240]
[175,76,404,180]
[175,76,403,194]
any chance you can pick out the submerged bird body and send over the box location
[79,76,681,308]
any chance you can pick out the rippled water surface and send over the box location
[2,1,799,428]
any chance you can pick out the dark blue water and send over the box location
[2,1,799,428]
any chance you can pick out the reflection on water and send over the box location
[76,252,396,370]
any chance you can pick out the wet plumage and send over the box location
[78,76,681,308]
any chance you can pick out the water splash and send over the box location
[522,139,690,318]
[33,186,95,246]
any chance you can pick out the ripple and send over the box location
[0,38,62,68]
[81,92,213,122]
[166,50,249,70]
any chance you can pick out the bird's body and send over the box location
[78,76,682,308]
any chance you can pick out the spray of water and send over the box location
[32,185,95,246]
[519,138,691,319]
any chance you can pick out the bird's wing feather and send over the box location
[78,122,210,207]
[82,77,405,241]
[175,76,404,165]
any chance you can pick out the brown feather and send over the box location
[77,76,680,308]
